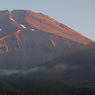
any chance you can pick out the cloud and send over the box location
[0,67,46,75]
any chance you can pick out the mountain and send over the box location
[0,10,93,74]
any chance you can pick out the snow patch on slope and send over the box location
[10,18,16,22]
[31,29,34,31]
[0,29,2,31]
[20,24,27,28]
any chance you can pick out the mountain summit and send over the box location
[0,10,93,73]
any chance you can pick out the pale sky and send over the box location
[0,0,95,41]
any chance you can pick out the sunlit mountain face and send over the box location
[0,10,93,75]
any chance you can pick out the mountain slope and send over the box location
[48,42,95,76]
[0,29,82,70]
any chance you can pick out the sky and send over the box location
[0,0,95,41]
